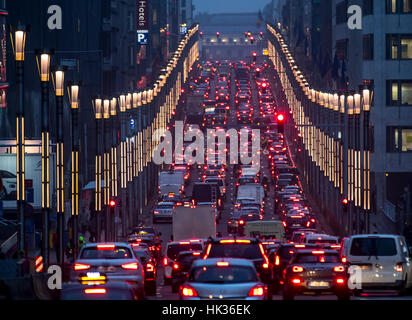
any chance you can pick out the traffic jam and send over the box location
[61,58,412,301]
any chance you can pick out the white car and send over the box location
[341,234,412,295]
[0,170,17,200]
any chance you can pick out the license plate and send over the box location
[352,265,371,271]
[308,281,330,288]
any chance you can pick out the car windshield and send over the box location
[307,239,338,244]
[0,170,16,178]
[208,243,262,260]
[189,266,258,283]
[157,204,174,209]
[167,244,203,260]
[295,254,340,263]
[205,179,223,186]
[81,247,133,259]
[350,238,397,256]
[277,246,294,259]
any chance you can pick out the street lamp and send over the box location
[92,98,103,242]
[103,99,111,241]
[68,82,80,259]
[35,49,52,265]
[110,97,118,241]
[52,67,66,259]
[118,94,127,237]
[10,25,27,256]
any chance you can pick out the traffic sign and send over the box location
[35,256,43,273]
[137,30,149,45]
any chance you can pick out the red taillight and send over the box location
[248,285,266,297]
[217,261,229,267]
[173,263,180,270]
[74,263,90,271]
[312,250,325,254]
[274,255,280,266]
[341,257,347,263]
[97,244,115,250]
[163,257,169,266]
[146,263,155,272]
[336,278,345,285]
[395,263,403,272]
[203,243,212,259]
[292,266,304,273]
[84,288,106,295]
[334,266,345,272]
[291,278,301,285]
[239,220,245,225]
[282,221,286,227]
[121,262,139,270]
[180,285,198,297]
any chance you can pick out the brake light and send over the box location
[179,241,190,245]
[217,261,229,267]
[292,266,304,272]
[121,262,139,270]
[341,257,347,263]
[220,239,235,244]
[263,263,269,269]
[330,245,341,249]
[180,285,198,297]
[236,240,251,243]
[203,243,212,259]
[84,288,107,295]
[146,263,155,272]
[335,278,345,285]
[97,244,115,250]
[173,263,180,270]
[295,244,305,248]
[334,266,345,272]
[291,278,301,284]
[248,285,265,297]
[74,263,90,271]
[153,211,159,214]
[312,250,325,254]
[274,255,280,266]
[239,220,245,225]
[163,257,169,266]
[395,263,403,272]
[282,221,286,227]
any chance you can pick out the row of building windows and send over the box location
[336,0,411,25]
[337,33,412,61]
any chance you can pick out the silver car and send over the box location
[179,258,267,300]
[71,243,145,299]
[153,201,176,223]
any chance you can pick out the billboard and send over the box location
[137,0,149,45]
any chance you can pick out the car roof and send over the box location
[157,202,175,205]
[192,258,255,268]
[306,234,338,240]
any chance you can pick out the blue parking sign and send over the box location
[137,30,148,45]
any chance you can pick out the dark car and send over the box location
[131,246,157,295]
[203,237,273,298]
[282,249,350,300]
[171,250,203,292]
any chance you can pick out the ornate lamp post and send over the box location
[10,25,27,255]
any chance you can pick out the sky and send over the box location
[193,0,270,14]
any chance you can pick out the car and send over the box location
[203,237,273,297]
[179,258,268,300]
[153,201,176,223]
[204,177,226,198]
[340,234,412,295]
[282,249,351,300]
[130,246,157,295]
[61,281,138,300]
[0,170,17,200]
[71,243,145,299]
[171,250,203,293]
[163,240,204,285]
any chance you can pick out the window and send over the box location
[387,80,412,106]
[387,127,412,152]
[387,0,412,13]
[336,39,349,60]
[181,0,186,7]
[350,238,397,256]
[363,0,374,15]
[363,34,374,60]
[387,34,412,59]
[336,1,348,25]
[128,11,133,31]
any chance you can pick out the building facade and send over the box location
[333,0,412,230]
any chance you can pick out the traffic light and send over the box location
[199,31,203,38]
[244,32,248,39]
[255,67,260,78]
[261,82,267,93]
[259,31,263,39]
[109,199,116,207]
[252,52,257,63]
[216,32,220,39]
[277,113,285,133]
[342,198,349,212]
[250,36,254,44]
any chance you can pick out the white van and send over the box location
[341,234,412,294]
